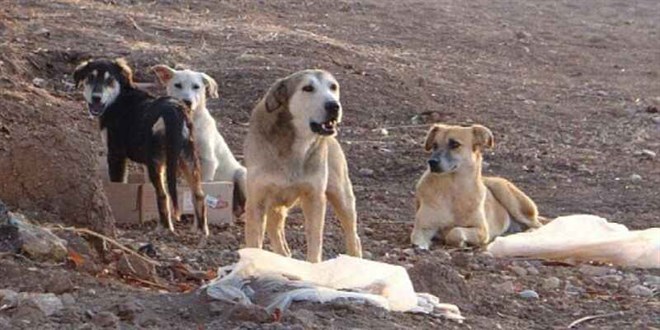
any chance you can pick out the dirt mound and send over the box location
[0,44,113,235]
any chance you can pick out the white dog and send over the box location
[152,65,246,216]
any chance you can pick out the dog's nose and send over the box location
[325,101,340,118]
[91,96,101,104]
[428,159,439,168]
[182,100,192,107]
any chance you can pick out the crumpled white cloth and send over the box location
[205,248,464,322]
[487,214,660,268]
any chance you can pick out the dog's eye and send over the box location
[192,84,200,90]
[330,83,338,91]
[302,85,315,92]
[174,83,182,89]
[448,139,461,150]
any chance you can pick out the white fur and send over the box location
[153,66,246,185]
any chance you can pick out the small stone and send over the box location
[20,293,64,316]
[403,248,415,257]
[32,78,46,88]
[115,301,144,321]
[379,128,389,136]
[578,265,611,277]
[117,253,157,282]
[363,250,373,259]
[630,173,642,182]
[542,277,561,290]
[526,266,539,275]
[363,227,375,236]
[493,281,515,294]
[651,116,660,124]
[46,276,75,294]
[596,90,609,97]
[92,311,120,328]
[628,285,654,297]
[510,266,528,277]
[10,215,68,262]
[642,275,660,287]
[0,289,18,308]
[515,31,532,39]
[60,293,75,306]
[640,150,656,159]
[0,317,9,329]
[358,168,375,177]
[32,28,50,37]
[565,283,585,296]
[518,289,539,299]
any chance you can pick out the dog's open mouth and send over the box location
[310,120,338,136]
[87,102,105,117]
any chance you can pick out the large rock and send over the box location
[8,213,68,262]
[0,47,114,236]
[18,292,64,316]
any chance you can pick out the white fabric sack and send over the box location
[206,248,463,322]
[487,214,660,268]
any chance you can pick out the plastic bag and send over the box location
[206,248,464,322]
[487,214,660,268]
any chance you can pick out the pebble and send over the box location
[578,265,611,277]
[492,281,515,294]
[402,248,415,257]
[630,173,642,182]
[641,149,656,159]
[46,276,75,294]
[518,289,539,299]
[358,168,375,177]
[542,277,561,290]
[510,266,528,277]
[32,78,46,88]
[379,128,389,136]
[20,293,64,316]
[363,250,373,259]
[0,289,18,308]
[526,266,540,275]
[642,275,660,287]
[565,283,585,296]
[652,116,660,124]
[628,285,654,297]
[60,293,76,306]
[92,311,120,328]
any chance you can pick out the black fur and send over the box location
[74,58,208,235]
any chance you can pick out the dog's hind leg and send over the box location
[327,183,362,258]
[483,177,542,229]
[301,193,327,263]
[266,206,291,257]
[147,161,174,233]
[180,159,209,237]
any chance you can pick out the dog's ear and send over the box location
[472,125,494,150]
[151,64,175,84]
[114,58,134,84]
[264,79,288,113]
[72,60,91,88]
[424,125,442,152]
[200,73,219,99]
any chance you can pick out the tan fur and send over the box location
[411,123,542,249]
[243,70,362,263]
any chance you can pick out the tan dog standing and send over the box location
[244,69,362,263]
[411,124,542,249]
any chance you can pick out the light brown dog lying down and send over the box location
[411,123,543,249]
[243,69,362,263]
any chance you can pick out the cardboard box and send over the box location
[98,158,233,225]
[141,182,234,225]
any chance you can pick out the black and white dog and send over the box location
[73,58,208,236]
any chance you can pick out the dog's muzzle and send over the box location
[87,96,105,117]
[310,101,341,136]
[428,159,442,173]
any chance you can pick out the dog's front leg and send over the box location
[445,224,489,247]
[301,192,327,263]
[107,154,128,182]
[244,197,267,249]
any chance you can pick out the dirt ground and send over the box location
[1,0,659,329]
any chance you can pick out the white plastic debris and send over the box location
[206,248,464,322]
[487,214,660,268]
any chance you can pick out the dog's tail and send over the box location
[160,107,188,218]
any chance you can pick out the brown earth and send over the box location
[0,0,659,329]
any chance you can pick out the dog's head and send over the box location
[264,69,342,137]
[73,58,133,117]
[423,123,494,174]
[151,65,218,112]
